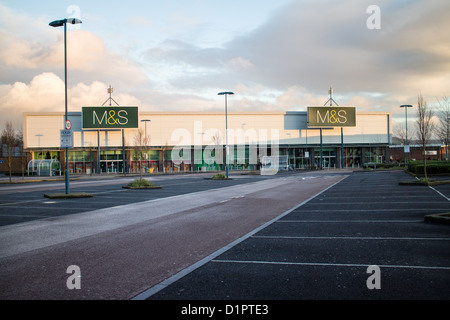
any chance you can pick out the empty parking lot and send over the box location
[0,170,449,305]
[143,170,450,301]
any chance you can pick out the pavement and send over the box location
[0,169,449,305]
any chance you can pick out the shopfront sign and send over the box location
[82,106,139,129]
[308,106,356,128]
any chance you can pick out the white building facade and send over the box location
[23,110,392,174]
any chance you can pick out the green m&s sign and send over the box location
[82,106,139,129]
[308,106,356,128]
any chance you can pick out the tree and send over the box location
[435,96,450,160]
[16,129,27,179]
[1,121,19,183]
[393,122,416,146]
[133,128,147,180]
[415,94,434,180]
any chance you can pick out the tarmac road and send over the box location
[0,172,344,300]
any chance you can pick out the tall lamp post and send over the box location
[218,92,234,179]
[400,104,413,166]
[49,18,82,194]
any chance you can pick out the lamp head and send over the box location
[49,18,82,27]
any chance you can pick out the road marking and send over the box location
[429,186,450,202]
[310,201,450,205]
[290,208,448,212]
[211,259,450,271]
[220,196,245,203]
[251,235,450,241]
[277,220,423,223]
[0,199,45,207]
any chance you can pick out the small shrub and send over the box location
[212,173,227,180]
[127,178,155,188]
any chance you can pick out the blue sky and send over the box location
[3,0,290,48]
[1,0,450,131]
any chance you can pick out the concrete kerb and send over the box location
[43,192,93,199]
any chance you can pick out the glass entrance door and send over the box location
[314,148,337,169]
[100,151,124,173]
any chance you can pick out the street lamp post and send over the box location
[218,92,234,179]
[400,105,413,166]
[49,18,82,194]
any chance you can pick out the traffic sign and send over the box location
[65,120,72,130]
[60,130,73,148]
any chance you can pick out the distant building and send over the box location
[21,110,393,174]
[388,144,445,162]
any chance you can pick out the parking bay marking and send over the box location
[211,259,450,271]
[251,235,450,241]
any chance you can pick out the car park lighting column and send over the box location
[49,18,82,194]
[218,92,234,179]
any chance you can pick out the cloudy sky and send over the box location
[1,0,450,130]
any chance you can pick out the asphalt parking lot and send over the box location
[0,169,449,306]
[0,170,346,300]
[142,170,450,301]
[0,173,283,227]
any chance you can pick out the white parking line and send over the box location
[429,186,450,202]
[252,235,450,241]
[309,201,449,205]
[277,220,423,223]
[211,259,450,271]
[286,208,448,213]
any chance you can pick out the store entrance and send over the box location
[100,160,123,173]
[314,148,337,169]
[100,151,124,173]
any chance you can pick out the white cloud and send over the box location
[226,57,253,71]
[0,73,143,130]
[145,0,450,117]
[1,0,450,131]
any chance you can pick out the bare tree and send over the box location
[16,129,27,179]
[393,122,416,145]
[415,94,435,180]
[1,121,18,183]
[133,128,147,179]
[435,96,450,160]
[211,130,223,172]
